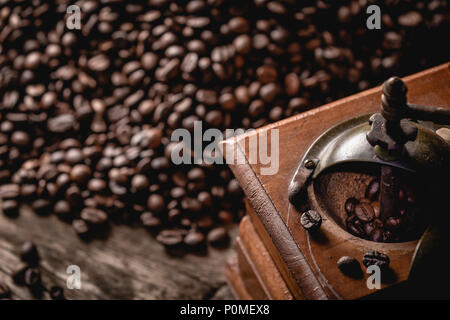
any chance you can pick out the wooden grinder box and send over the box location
[222,63,450,300]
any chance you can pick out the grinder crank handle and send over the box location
[406,103,450,125]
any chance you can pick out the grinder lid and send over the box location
[307,113,450,179]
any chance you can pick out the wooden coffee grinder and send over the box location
[223,64,450,299]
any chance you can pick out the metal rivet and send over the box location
[304,159,315,169]
[300,210,322,231]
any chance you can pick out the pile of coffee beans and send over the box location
[0,1,448,248]
[4,241,65,300]
[345,178,426,242]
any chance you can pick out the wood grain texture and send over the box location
[238,216,293,300]
[225,258,252,300]
[223,63,450,299]
[0,205,237,300]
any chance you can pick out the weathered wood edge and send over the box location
[220,138,329,300]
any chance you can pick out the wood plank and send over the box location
[0,205,237,300]
[225,257,252,300]
[238,216,293,300]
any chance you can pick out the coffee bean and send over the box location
[385,216,402,231]
[32,199,52,215]
[362,251,390,270]
[346,215,365,237]
[398,11,423,27]
[70,164,92,184]
[49,286,65,300]
[20,241,39,266]
[12,265,29,285]
[88,54,110,72]
[2,199,19,217]
[364,218,383,236]
[54,200,71,218]
[285,73,300,96]
[233,35,251,54]
[87,179,107,193]
[141,212,162,229]
[337,256,362,278]
[147,194,165,213]
[227,179,242,197]
[48,114,76,133]
[156,229,183,247]
[0,282,11,299]
[257,65,278,84]
[0,184,20,199]
[73,219,90,237]
[371,201,380,218]
[131,174,150,192]
[355,203,375,222]
[300,210,322,231]
[345,197,359,215]
[370,228,383,242]
[81,208,108,225]
[365,179,380,201]
[184,231,205,247]
[207,227,229,246]
[24,267,41,287]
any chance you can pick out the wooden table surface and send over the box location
[0,205,237,300]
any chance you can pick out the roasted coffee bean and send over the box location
[300,210,322,231]
[345,197,359,215]
[147,194,165,213]
[131,174,150,192]
[206,227,229,246]
[20,241,39,266]
[70,164,92,184]
[2,199,19,217]
[337,256,362,278]
[364,219,383,236]
[355,203,375,222]
[365,179,380,201]
[32,199,52,215]
[88,54,110,72]
[156,229,184,248]
[72,219,90,237]
[87,179,107,193]
[24,268,41,287]
[141,212,162,229]
[12,265,29,285]
[0,184,20,199]
[385,216,402,231]
[54,200,71,218]
[362,251,390,270]
[81,208,108,225]
[371,201,381,218]
[0,282,11,299]
[346,215,365,237]
[49,286,65,300]
[370,228,383,242]
[48,114,76,133]
[227,179,242,197]
[184,231,205,247]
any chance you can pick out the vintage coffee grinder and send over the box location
[224,64,450,299]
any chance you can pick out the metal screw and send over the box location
[304,159,315,169]
[300,210,322,231]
